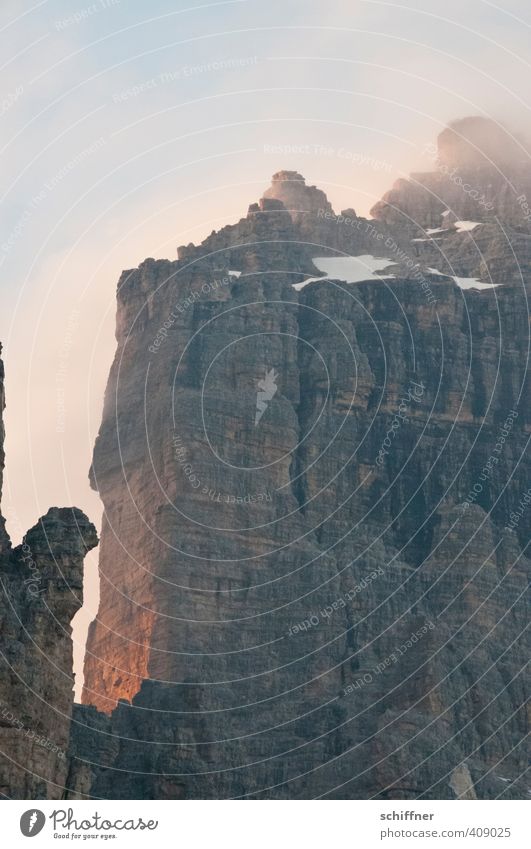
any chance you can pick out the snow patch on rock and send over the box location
[294,255,395,290]
[455,220,482,232]
[453,276,499,291]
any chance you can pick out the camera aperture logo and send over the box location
[20,809,45,837]
[255,368,278,425]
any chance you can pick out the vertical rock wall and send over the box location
[0,348,98,799]
[79,161,529,798]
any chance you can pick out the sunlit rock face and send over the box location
[78,122,529,800]
[0,348,98,799]
[263,170,334,239]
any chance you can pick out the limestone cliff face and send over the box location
[0,349,98,799]
[78,124,529,799]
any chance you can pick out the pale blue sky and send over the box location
[1,0,530,693]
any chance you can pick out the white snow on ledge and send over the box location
[293,255,395,291]
[454,220,482,232]
[428,269,498,291]
[453,276,499,291]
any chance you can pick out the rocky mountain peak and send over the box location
[263,169,334,230]
[77,158,530,797]
[437,116,528,172]
[271,169,306,183]
[371,117,531,242]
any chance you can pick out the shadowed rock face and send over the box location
[0,347,98,799]
[76,123,529,800]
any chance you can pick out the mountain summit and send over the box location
[0,119,528,801]
[437,116,530,171]
[263,170,334,227]
[73,120,530,799]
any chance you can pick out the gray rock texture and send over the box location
[371,118,531,271]
[76,122,529,799]
[1,119,527,800]
[0,347,98,799]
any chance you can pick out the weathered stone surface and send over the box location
[78,127,529,799]
[0,350,98,799]
[263,170,333,239]
[371,118,531,275]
